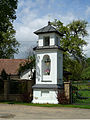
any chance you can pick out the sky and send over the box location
[14,0,90,58]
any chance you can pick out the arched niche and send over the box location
[42,55,51,75]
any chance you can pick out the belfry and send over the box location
[32,22,63,104]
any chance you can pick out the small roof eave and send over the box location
[33,46,65,52]
[34,22,63,36]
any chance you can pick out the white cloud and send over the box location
[48,0,55,9]
[59,13,77,25]
[14,9,76,42]
[14,0,90,58]
[83,26,90,57]
[83,6,90,57]
[86,6,90,16]
[14,16,49,42]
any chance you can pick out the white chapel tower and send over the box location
[32,21,64,104]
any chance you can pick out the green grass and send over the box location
[0,101,90,109]
[75,98,90,104]
[72,83,90,104]
[78,90,90,97]
[73,90,90,104]
[73,84,89,89]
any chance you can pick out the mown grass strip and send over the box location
[0,101,90,109]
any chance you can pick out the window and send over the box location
[43,36,50,46]
[42,55,51,75]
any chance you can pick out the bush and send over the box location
[21,92,32,103]
[72,86,78,90]
[57,90,69,104]
[72,86,78,103]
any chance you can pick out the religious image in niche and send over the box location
[43,55,51,75]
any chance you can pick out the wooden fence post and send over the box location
[4,80,9,100]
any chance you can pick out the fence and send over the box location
[3,78,89,104]
[9,80,28,94]
[72,80,90,104]
[0,78,35,102]
[0,79,4,94]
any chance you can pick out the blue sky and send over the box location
[14,0,90,58]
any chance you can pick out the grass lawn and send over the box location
[75,98,90,104]
[72,83,90,104]
[0,101,90,109]
[73,84,89,90]
[78,90,90,97]
[73,90,90,104]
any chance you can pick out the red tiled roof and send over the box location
[0,59,26,75]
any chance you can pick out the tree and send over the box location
[25,45,35,59]
[0,0,18,31]
[0,0,19,58]
[18,56,35,75]
[52,19,88,80]
[81,58,90,80]
[66,59,84,80]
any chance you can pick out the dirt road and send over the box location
[0,104,90,119]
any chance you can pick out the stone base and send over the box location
[32,88,58,104]
[32,100,58,104]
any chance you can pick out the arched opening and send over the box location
[42,55,51,75]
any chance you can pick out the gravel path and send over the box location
[0,104,90,119]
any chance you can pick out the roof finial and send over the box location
[48,21,51,26]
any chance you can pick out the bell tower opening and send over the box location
[43,36,50,46]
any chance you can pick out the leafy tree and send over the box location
[0,0,18,31]
[25,45,35,59]
[0,0,19,58]
[52,19,88,80]
[81,67,90,80]
[81,58,90,80]
[18,56,35,75]
[86,58,90,66]
[67,59,84,80]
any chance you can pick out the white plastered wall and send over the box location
[36,49,58,84]
[20,69,32,80]
[36,49,63,85]
[38,33,59,46]
[32,89,58,104]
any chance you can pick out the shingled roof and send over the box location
[0,59,26,75]
[34,21,63,36]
